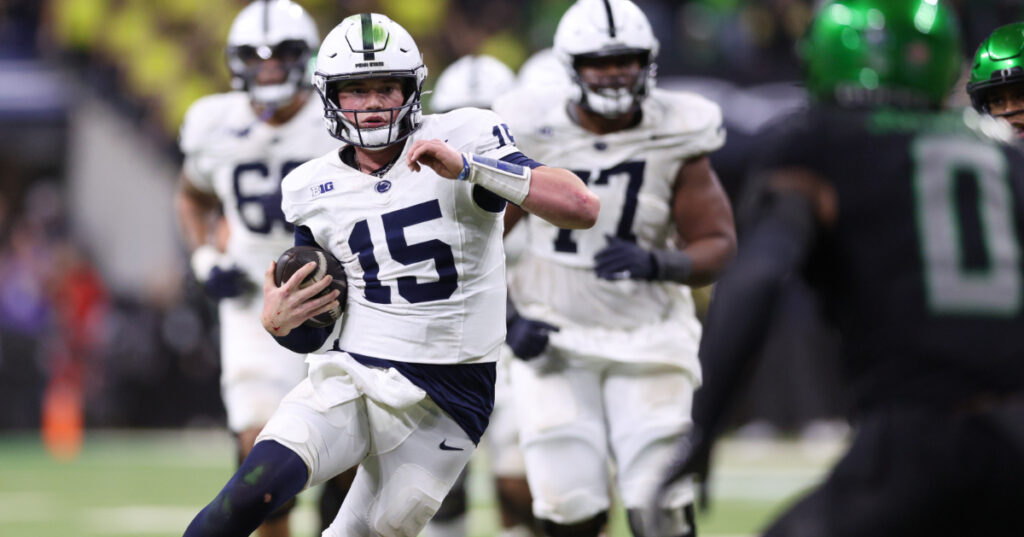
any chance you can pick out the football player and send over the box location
[174,2,353,536]
[182,12,598,537]
[967,22,1024,138]
[426,54,538,537]
[657,2,1024,536]
[492,1,736,536]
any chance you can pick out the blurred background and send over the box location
[1,0,1023,535]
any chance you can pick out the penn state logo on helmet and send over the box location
[312,13,428,148]
[553,0,659,118]
[225,0,319,109]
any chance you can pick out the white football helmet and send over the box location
[312,13,427,148]
[553,0,659,118]
[517,48,572,89]
[430,55,516,112]
[226,0,319,109]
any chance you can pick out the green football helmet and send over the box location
[966,22,1024,112]
[802,0,963,108]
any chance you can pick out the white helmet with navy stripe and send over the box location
[431,55,515,112]
[226,0,319,108]
[312,13,428,148]
[553,0,659,117]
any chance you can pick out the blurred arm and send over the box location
[693,169,830,442]
[174,172,223,251]
[669,155,737,286]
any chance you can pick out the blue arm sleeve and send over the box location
[273,324,332,354]
[501,151,544,170]
[270,224,335,353]
[294,225,318,247]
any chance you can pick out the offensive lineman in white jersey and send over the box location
[182,12,598,537]
[427,54,538,537]
[492,1,735,536]
[174,2,354,536]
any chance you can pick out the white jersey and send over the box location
[281,108,518,365]
[179,92,339,284]
[494,86,724,334]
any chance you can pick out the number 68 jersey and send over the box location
[281,108,520,365]
[494,86,724,366]
[179,92,339,285]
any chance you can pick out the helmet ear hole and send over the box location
[401,77,418,101]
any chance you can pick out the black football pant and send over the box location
[763,398,1024,537]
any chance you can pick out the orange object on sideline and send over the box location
[42,380,84,461]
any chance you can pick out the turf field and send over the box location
[0,430,844,537]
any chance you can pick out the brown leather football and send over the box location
[274,245,346,327]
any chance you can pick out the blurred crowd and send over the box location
[1,0,1023,435]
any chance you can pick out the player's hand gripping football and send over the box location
[406,139,464,179]
[260,261,339,337]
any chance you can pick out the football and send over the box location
[273,245,347,328]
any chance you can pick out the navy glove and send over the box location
[203,265,253,299]
[506,311,559,360]
[190,245,252,300]
[594,235,656,280]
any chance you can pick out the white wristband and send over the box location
[190,244,223,283]
[459,152,531,205]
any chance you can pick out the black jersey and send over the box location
[755,106,1024,411]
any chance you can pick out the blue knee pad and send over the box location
[184,440,308,536]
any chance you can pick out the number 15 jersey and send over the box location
[281,108,520,365]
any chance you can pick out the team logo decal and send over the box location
[375,180,392,193]
[311,181,335,198]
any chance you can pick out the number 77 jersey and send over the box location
[281,108,520,365]
[492,86,724,332]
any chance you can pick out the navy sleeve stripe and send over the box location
[295,225,318,247]
[501,152,544,170]
[273,324,333,354]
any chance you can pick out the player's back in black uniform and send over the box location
[761,106,1024,413]
[658,2,1024,536]
[688,105,1024,537]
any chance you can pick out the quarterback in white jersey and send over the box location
[492,1,735,537]
[175,2,345,536]
[183,12,598,537]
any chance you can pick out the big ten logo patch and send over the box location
[311,181,335,198]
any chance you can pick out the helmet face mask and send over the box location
[554,0,660,119]
[316,73,422,148]
[967,22,1024,114]
[226,1,319,109]
[570,49,653,117]
[313,13,427,149]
